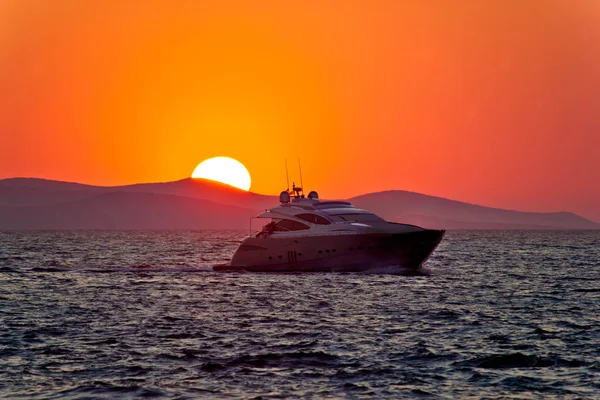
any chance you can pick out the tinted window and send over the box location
[314,201,353,209]
[296,213,331,225]
[273,219,310,231]
[338,213,384,222]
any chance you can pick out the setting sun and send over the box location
[191,157,252,191]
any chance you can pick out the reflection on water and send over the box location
[1,230,599,398]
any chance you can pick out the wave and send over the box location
[456,352,588,369]
[221,351,342,369]
[50,384,167,399]
[21,265,216,273]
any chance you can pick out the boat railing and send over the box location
[250,230,360,239]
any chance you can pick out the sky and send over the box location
[1,0,599,221]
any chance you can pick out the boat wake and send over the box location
[25,265,216,273]
[358,265,434,275]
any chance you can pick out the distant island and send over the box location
[0,177,598,230]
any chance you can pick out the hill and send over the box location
[350,191,600,229]
[0,177,275,209]
[0,191,259,229]
[0,178,598,229]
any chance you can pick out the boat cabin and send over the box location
[255,185,385,236]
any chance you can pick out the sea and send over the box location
[1,230,599,399]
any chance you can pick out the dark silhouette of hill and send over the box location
[0,178,598,229]
[350,190,600,229]
[0,191,259,229]
[0,177,276,209]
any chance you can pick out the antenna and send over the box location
[285,158,290,191]
[298,158,304,189]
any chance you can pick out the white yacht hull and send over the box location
[215,229,445,272]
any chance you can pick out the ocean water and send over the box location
[1,230,599,399]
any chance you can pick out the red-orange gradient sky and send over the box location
[1,0,599,220]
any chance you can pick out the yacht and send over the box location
[215,185,445,272]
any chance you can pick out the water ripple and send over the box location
[0,230,599,398]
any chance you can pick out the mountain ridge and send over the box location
[0,177,598,229]
[349,190,598,229]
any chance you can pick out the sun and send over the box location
[191,157,252,191]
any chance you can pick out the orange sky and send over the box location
[1,0,600,221]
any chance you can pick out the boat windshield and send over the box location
[295,213,331,225]
[268,219,310,232]
[328,213,384,223]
